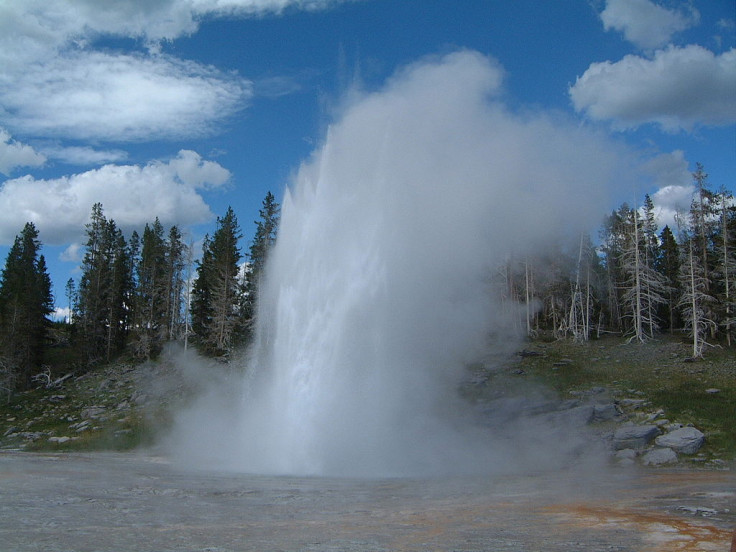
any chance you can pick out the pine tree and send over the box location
[0,223,54,389]
[713,187,735,345]
[599,206,630,331]
[76,204,131,363]
[105,225,133,360]
[191,207,244,355]
[164,225,186,342]
[77,203,108,361]
[244,192,280,334]
[65,278,77,324]
[131,219,168,358]
[655,225,681,332]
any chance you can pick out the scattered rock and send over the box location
[80,406,106,419]
[517,350,543,358]
[48,436,71,444]
[705,388,720,394]
[619,398,648,408]
[645,409,665,422]
[676,505,717,517]
[655,427,705,455]
[641,447,678,466]
[613,425,660,450]
[592,403,621,422]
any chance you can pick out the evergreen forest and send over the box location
[0,166,733,394]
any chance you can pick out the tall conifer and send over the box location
[0,223,53,389]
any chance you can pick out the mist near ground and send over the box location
[166,50,627,477]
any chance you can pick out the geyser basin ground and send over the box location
[1,452,733,551]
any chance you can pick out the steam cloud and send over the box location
[168,51,623,476]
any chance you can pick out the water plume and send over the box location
[170,50,623,476]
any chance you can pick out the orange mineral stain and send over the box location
[545,503,733,552]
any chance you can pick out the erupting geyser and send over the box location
[171,50,621,476]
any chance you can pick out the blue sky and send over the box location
[0,0,734,314]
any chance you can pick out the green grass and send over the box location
[500,335,736,461]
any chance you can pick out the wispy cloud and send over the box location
[0,150,230,245]
[570,45,736,132]
[0,52,250,142]
[600,0,699,50]
[41,145,129,166]
[0,0,354,144]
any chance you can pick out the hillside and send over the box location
[1,336,734,468]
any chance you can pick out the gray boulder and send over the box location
[642,447,678,466]
[592,403,620,422]
[613,424,660,450]
[655,427,705,455]
[614,448,637,465]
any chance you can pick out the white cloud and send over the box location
[0,129,46,175]
[651,184,694,231]
[0,52,250,142]
[42,145,128,166]
[60,242,83,263]
[0,0,352,143]
[52,307,72,322]
[570,45,736,131]
[0,0,352,56]
[600,0,699,50]
[0,150,230,245]
[189,0,357,19]
[641,150,692,230]
[641,149,691,189]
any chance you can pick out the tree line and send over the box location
[500,163,734,358]
[0,192,279,391]
[0,164,733,392]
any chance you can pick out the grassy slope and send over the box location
[1,335,734,463]
[505,335,736,461]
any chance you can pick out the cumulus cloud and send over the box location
[600,0,699,50]
[0,129,46,175]
[641,150,692,229]
[0,150,230,245]
[570,45,736,131]
[650,183,694,230]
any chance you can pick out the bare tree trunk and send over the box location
[688,243,700,358]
